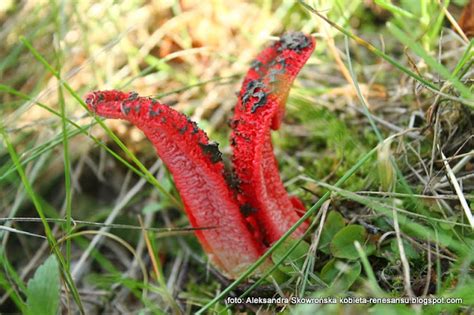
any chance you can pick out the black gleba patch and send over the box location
[241,80,268,113]
[242,80,266,104]
[278,32,310,53]
[250,90,268,113]
[199,142,223,164]
[148,105,161,117]
[240,203,257,217]
[127,91,139,101]
[120,102,131,115]
[250,59,263,72]
[187,118,200,134]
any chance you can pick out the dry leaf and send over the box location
[459,0,474,37]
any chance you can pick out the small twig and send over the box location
[392,203,415,297]
[138,215,160,281]
[436,148,474,165]
[433,149,474,189]
[0,226,46,239]
[422,240,432,297]
[435,173,474,189]
[0,217,206,233]
[298,199,331,296]
[439,148,474,228]
[356,191,473,200]
[436,0,470,43]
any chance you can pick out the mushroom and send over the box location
[86,90,264,278]
[85,32,315,278]
[230,32,315,245]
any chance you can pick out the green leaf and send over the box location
[390,238,420,260]
[272,238,310,275]
[320,259,361,290]
[330,225,367,259]
[319,211,346,254]
[26,255,60,315]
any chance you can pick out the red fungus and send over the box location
[85,32,315,278]
[85,90,264,278]
[230,32,315,245]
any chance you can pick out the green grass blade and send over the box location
[0,126,85,314]
[374,0,416,19]
[354,241,385,295]
[58,83,73,271]
[387,22,473,103]
[0,249,27,312]
[452,40,473,79]
[52,0,73,272]
[0,268,26,313]
[344,36,383,142]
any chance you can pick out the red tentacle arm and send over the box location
[230,32,315,245]
[85,90,264,278]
